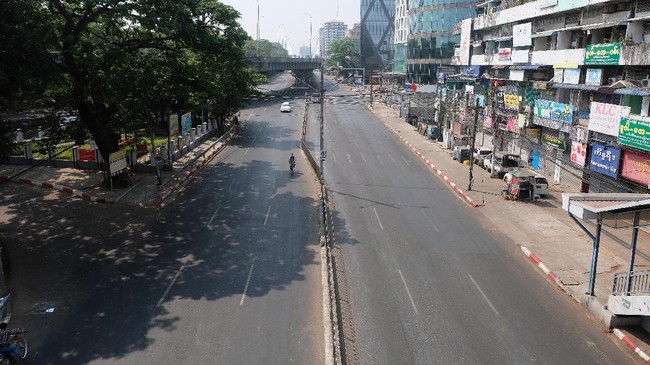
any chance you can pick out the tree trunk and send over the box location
[76,100,119,164]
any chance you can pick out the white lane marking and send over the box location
[240,264,255,305]
[377,156,385,165]
[347,154,352,164]
[157,264,185,307]
[207,207,221,227]
[354,139,360,148]
[332,151,337,163]
[423,212,439,232]
[264,107,268,111]
[264,205,271,225]
[360,152,368,165]
[398,269,419,314]
[373,207,384,230]
[272,177,276,191]
[401,156,411,166]
[244,147,250,155]
[469,275,499,315]
[389,155,399,165]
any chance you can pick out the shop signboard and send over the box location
[541,131,566,150]
[618,117,650,152]
[506,116,518,132]
[518,113,527,128]
[553,68,564,83]
[551,102,573,124]
[181,112,192,134]
[483,115,493,128]
[498,48,512,61]
[585,68,603,85]
[459,19,472,65]
[563,68,580,84]
[513,23,532,47]
[462,66,481,77]
[509,69,525,81]
[109,151,127,176]
[590,144,620,178]
[571,141,587,167]
[534,99,553,119]
[588,102,629,137]
[584,43,621,66]
[526,127,541,143]
[169,114,179,136]
[504,94,520,110]
[78,149,96,161]
[620,149,650,186]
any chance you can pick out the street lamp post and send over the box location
[256,0,260,57]
[305,13,313,58]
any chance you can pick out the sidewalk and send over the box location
[0,124,240,208]
[367,101,650,358]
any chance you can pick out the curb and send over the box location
[1,175,109,203]
[612,328,650,363]
[520,246,560,284]
[381,123,480,208]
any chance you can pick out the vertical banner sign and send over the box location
[620,150,650,186]
[618,117,650,152]
[169,114,179,136]
[109,151,127,176]
[589,144,620,178]
[570,141,587,167]
[584,43,621,65]
[588,102,629,137]
[459,19,472,65]
[181,112,192,135]
[506,117,517,132]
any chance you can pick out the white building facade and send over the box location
[320,20,348,59]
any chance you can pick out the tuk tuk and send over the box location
[503,170,541,201]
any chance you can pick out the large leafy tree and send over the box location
[44,0,253,162]
[243,39,289,58]
[325,37,360,68]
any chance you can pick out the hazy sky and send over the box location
[219,0,361,55]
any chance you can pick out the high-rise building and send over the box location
[407,1,478,84]
[299,45,311,58]
[349,23,362,54]
[360,0,395,71]
[319,20,348,59]
[393,0,408,74]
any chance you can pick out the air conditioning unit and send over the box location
[642,79,650,88]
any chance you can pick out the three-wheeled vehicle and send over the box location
[502,170,541,201]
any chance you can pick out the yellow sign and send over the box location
[504,94,520,110]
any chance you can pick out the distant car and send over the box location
[452,147,471,163]
[534,176,549,196]
[280,102,291,113]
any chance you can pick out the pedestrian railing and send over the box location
[612,271,650,296]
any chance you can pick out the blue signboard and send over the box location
[589,143,620,178]
[462,66,481,77]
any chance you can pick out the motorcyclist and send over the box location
[289,153,296,168]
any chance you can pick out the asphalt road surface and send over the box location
[314,76,637,364]
[0,99,323,364]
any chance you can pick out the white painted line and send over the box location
[347,154,352,164]
[157,264,185,307]
[360,152,368,165]
[354,139,360,148]
[244,147,250,155]
[264,205,271,225]
[332,151,337,163]
[373,207,384,230]
[389,155,398,165]
[207,207,221,227]
[423,212,439,232]
[398,269,419,314]
[272,177,276,191]
[469,274,499,315]
[240,264,255,305]
[376,156,385,165]
[401,156,411,166]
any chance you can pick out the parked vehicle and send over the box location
[473,148,492,166]
[280,102,291,113]
[534,175,549,196]
[484,153,502,173]
[493,154,522,176]
[453,147,471,163]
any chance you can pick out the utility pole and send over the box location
[369,70,374,106]
[490,86,498,178]
[256,0,260,57]
[468,94,479,191]
[319,62,325,181]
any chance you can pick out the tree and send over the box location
[244,39,289,58]
[44,0,254,163]
[325,37,360,68]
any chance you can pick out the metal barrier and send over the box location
[612,271,650,296]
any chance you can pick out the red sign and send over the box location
[506,117,517,132]
[483,116,493,128]
[78,149,96,161]
[620,150,650,186]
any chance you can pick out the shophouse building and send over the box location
[452,0,650,194]
[360,0,395,71]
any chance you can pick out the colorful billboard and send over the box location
[588,102,629,137]
[584,43,621,65]
[619,117,650,152]
[181,112,192,134]
[589,144,620,178]
[571,141,587,167]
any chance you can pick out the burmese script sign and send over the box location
[619,117,650,152]
[584,43,621,65]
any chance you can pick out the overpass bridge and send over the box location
[248,57,321,86]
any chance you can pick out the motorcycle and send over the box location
[0,328,27,364]
[289,161,296,174]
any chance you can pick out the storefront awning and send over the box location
[552,83,600,91]
[493,36,513,42]
[581,21,620,31]
[523,65,544,70]
[531,30,558,38]
[491,65,508,69]
[613,88,650,96]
